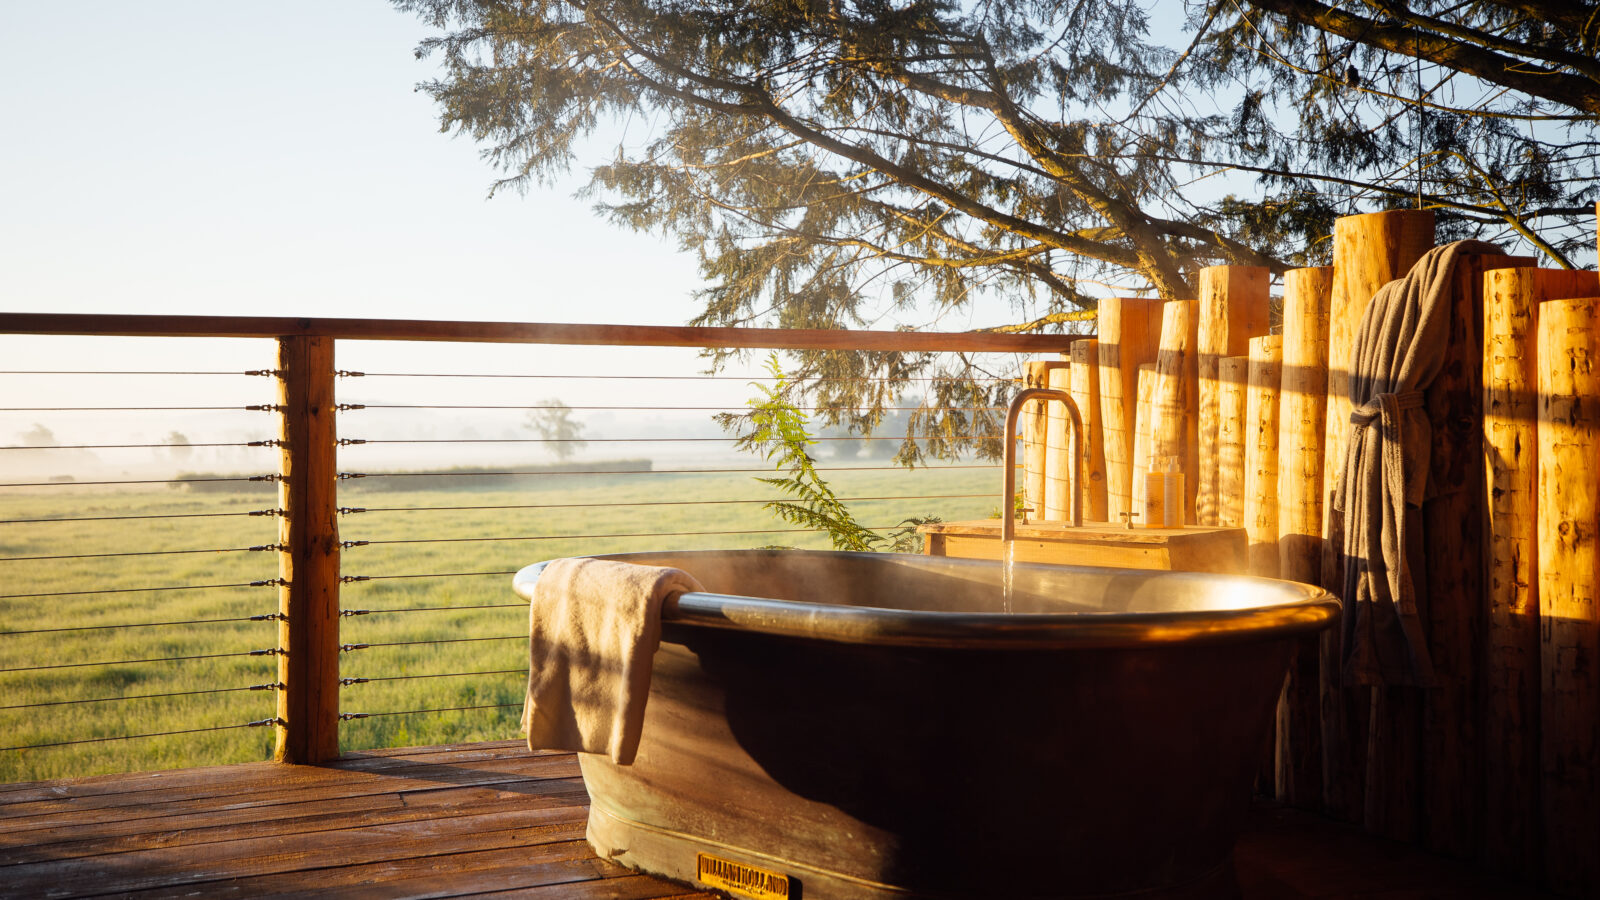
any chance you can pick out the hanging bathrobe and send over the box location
[1334,239,1504,687]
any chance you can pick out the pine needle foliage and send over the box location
[395,0,1600,453]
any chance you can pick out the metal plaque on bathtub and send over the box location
[696,852,791,899]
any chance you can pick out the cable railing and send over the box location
[0,355,285,781]
[0,313,1080,780]
[329,357,1013,753]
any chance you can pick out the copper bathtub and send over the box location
[513,549,1339,899]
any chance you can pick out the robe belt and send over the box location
[1350,389,1424,427]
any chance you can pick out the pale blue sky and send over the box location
[0,1,749,458]
[0,1,703,325]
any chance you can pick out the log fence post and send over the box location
[1321,209,1435,821]
[1132,363,1158,523]
[1413,254,1531,856]
[1022,361,1052,521]
[1153,300,1198,524]
[1216,356,1249,529]
[1537,297,1600,895]
[1070,340,1108,522]
[1483,266,1600,877]
[1243,336,1282,577]
[1198,266,1270,526]
[1045,363,1073,520]
[1097,298,1163,526]
[1275,265,1331,807]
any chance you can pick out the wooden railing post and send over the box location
[274,335,341,764]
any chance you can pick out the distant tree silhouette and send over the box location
[526,399,587,461]
[164,431,194,462]
[18,423,57,447]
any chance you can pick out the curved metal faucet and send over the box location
[1002,388,1084,541]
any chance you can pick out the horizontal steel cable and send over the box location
[0,721,272,753]
[0,475,271,488]
[0,611,275,634]
[1,509,275,525]
[343,524,920,548]
[352,435,996,444]
[0,406,270,412]
[0,684,275,711]
[0,614,276,637]
[350,404,999,411]
[0,370,267,376]
[347,636,522,649]
[0,580,275,601]
[350,372,1009,382]
[0,441,268,451]
[0,649,272,674]
[346,463,999,479]
[340,669,522,685]
[351,603,525,615]
[339,703,521,721]
[343,493,988,515]
[0,545,269,562]
[343,570,517,582]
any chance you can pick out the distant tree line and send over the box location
[174,460,653,493]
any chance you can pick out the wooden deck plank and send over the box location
[0,753,579,831]
[1,778,588,864]
[349,740,530,759]
[0,742,548,807]
[7,811,588,897]
[0,741,524,798]
[0,743,1561,900]
[123,842,615,899]
[469,874,718,899]
[243,859,708,900]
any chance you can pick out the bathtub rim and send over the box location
[513,549,1338,650]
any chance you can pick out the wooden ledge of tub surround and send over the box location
[917,520,1248,574]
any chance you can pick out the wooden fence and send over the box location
[1018,208,1600,896]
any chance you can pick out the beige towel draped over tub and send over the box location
[521,557,704,764]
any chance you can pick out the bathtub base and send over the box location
[586,794,1241,900]
[578,627,1284,899]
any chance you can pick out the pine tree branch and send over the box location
[1239,0,1600,114]
[979,310,1100,332]
[584,8,1156,276]
[1360,0,1600,82]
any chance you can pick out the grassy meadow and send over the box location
[0,464,997,783]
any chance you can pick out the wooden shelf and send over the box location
[918,520,1248,574]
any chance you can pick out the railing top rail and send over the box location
[0,313,1088,353]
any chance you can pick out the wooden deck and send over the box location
[0,740,1554,899]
